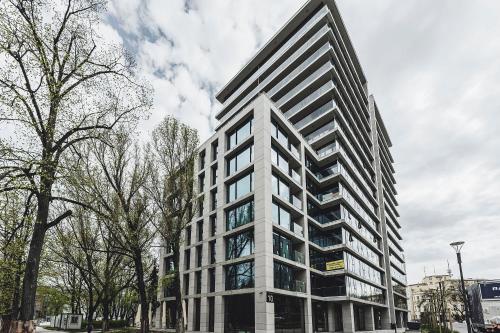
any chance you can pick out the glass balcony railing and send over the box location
[291,194,302,210]
[290,168,301,184]
[294,100,336,131]
[391,266,407,285]
[317,141,339,158]
[290,145,300,160]
[284,80,335,119]
[391,255,406,273]
[305,121,337,144]
[293,223,304,237]
[276,61,334,108]
[294,280,306,293]
[293,250,305,265]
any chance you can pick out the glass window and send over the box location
[208,268,215,293]
[184,249,190,270]
[227,145,253,176]
[196,245,202,267]
[273,232,293,260]
[226,201,254,231]
[227,172,254,202]
[184,273,190,295]
[226,231,254,260]
[225,261,254,290]
[274,261,294,291]
[197,221,203,242]
[210,216,216,236]
[227,117,253,150]
[272,202,291,230]
[195,271,202,294]
[272,174,290,201]
[209,240,216,264]
[194,298,201,330]
[208,297,215,332]
[272,146,289,173]
[224,294,255,332]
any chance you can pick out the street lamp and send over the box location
[450,241,472,333]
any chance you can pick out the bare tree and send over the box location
[148,116,199,333]
[68,130,155,333]
[0,0,151,330]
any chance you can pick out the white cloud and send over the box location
[104,0,500,284]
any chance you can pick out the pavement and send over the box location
[453,322,469,333]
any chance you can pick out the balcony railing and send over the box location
[294,100,336,131]
[293,250,305,264]
[294,280,306,293]
[293,223,303,237]
[291,194,302,210]
[305,121,337,144]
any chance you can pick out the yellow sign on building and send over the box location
[325,260,344,271]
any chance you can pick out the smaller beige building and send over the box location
[407,273,482,322]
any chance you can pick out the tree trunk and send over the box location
[134,251,149,333]
[86,288,95,333]
[102,297,110,332]
[19,201,48,333]
[173,248,184,333]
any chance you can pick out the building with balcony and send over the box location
[155,0,408,332]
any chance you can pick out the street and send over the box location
[453,322,469,333]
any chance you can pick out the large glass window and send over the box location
[311,274,346,297]
[346,276,384,304]
[308,225,342,248]
[345,253,382,285]
[224,294,255,333]
[274,261,300,291]
[274,295,305,333]
[208,297,215,332]
[273,232,292,260]
[309,249,343,271]
[226,231,254,260]
[271,145,289,173]
[271,120,289,147]
[272,173,290,201]
[226,201,254,231]
[227,145,253,176]
[227,172,254,202]
[272,202,291,230]
[225,261,254,290]
[228,117,253,150]
[194,298,201,331]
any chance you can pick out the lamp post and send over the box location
[450,241,472,333]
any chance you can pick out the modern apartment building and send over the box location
[156,0,408,332]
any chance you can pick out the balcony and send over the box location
[293,250,305,265]
[293,222,304,237]
[294,100,336,131]
[305,121,337,145]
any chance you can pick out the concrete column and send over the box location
[381,308,391,330]
[328,303,336,332]
[200,297,208,332]
[253,96,275,333]
[304,297,314,333]
[364,306,375,331]
[342,302,355,333]
[214,295,224,333]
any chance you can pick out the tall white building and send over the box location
[156,0,408,332]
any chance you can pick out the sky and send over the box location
[103,0,500,284]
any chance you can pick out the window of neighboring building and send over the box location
[273,232,293,260]
[209,240,216,264]
[227,117,253,150]
[211,190,217,211]
[186,226,192,245]
[211,165,218,185]
[208,297,215,332]
[227,144,254,176]
[195,271,202,294]
[225,261,254,290]
[226,171,254,202]
[197,220,203,242]
[226,231,254,260]
[184,249,191,270]
[211,141,218,161]
[210,215,217,236]
[271,120,289,147]
[198,173,205,192]
[184,273,190,295]
[196,245,202,267]
[194,298,201,331]
[226,200,254,231]
[274,261,294,291]
[199,150,205,170]
[208,268,216,293]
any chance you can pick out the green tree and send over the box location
[148,116,199,333]
[0,1,151,331]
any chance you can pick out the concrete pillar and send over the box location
[214,295,224,333]
[342,302,355,333]
[364,306,375,331]
[304,297,314,333]
[328,303,336,332]
[253,96,275,333]
[381,308,391,330]
[200,297,208,332]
